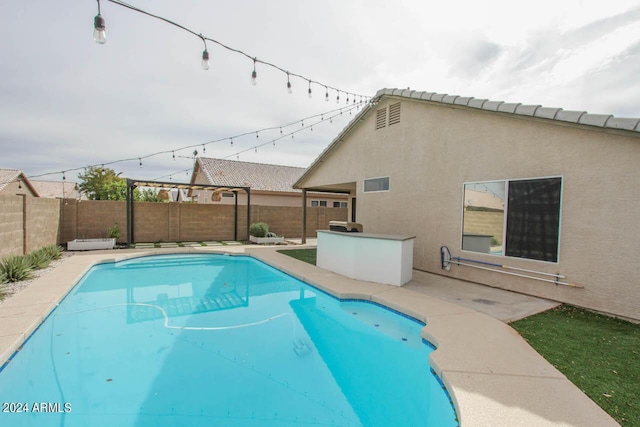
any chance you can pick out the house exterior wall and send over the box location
[0,181,38,197]
[299,97,640,321]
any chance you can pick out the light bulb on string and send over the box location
[286,73,292,94]
[200,35,210,70]
[202,144,206,153]
[256,132,259,139]
[93,0,106,44]
[280,127,283,134]
[346,94,349,104]
[251,59,257,85]
[325,87,329,102]
[172,151,176,161]
[230,138,233,146]
[308,81,312,98]
[139,158,143,168]
[254,147,257,153]
[336,91,340,104]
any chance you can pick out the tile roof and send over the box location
[377,88,640,132]
[196,158,306,193]
[0,168,22,192]
[30,180,81,199]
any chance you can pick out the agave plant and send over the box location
[26,250,51,270]
[42,245,63,260]
[0,255,34,282]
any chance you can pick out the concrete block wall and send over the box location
[0,195,25,258]
[56,200,347,244]
[24,197,60,253]
[462,210,504,244]
[0,195,61,258]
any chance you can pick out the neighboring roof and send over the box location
[295,87,640,189]
[0,169,21,192]
[0,168,39,196]
[196,157,306,193]
[30,180,81,199]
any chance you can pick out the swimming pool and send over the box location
[0,254,458,426]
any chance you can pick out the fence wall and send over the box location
[0,195,60,258]
[59,200,346,244]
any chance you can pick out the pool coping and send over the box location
[0,247,619,427]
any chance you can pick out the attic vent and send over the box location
[388,102,401,126]
[375,107,387,130]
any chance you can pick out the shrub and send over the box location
[249,222,269,238]
[41,245,63,260]
[107,222,121,241]
[26,250,51,269]
[0,256,34,282]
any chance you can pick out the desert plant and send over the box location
[0,255,34,282]
[249,222,269,238]
[107,222,121,241]
[26,250,51,269]
[42,245,63,260]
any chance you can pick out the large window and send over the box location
[462,177,562,262]
[363,176,390,193]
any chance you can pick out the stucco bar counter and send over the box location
[316,230,416,286]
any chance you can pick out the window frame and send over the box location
[461,176,563,264]
[363,176,390,193]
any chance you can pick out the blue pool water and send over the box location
[0,254,458,426]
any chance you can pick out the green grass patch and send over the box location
[511,305,640,425]
[277,248,317,265]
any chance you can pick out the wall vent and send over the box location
[375,107,387,130]
[388,102,401,126]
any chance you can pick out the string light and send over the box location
[308,81,312,99]
[97,0,371,105]
[93,0,106,44]
[24,104,365,183]
[325,86,329,102]
[200,35,210,71]
[251,59,257,85]
[336,91,340,104]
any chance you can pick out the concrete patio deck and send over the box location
[0,245,619,426]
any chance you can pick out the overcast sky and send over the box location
[2,0,640,183]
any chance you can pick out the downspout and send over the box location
[301,189,307,244]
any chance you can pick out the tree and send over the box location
[78,167,128,201]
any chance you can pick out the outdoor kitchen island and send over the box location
[316,230,416,286]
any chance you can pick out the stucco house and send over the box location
[0,169,39,196]
[295,88,640,322]
[190,157,347,207]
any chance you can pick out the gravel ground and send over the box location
[0,252,74,305]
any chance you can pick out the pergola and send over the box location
[125,179,251,246]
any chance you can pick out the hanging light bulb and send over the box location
[255,147,257,153]
[336,91,340,104]
[201,49,210,70]
[230,138,234,146]
[139,158,143,168]
[308,81,312,98]
[172,151,176,161]
[346,94,350,104]
[325,86,329,102]
[200,35,209,70]
[202,144,206,153]
[286,73,292,94]
[251,59,257,85]
[93,0,106,44]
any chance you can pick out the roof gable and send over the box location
[295,87,640,188]
[0,168,39,196]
